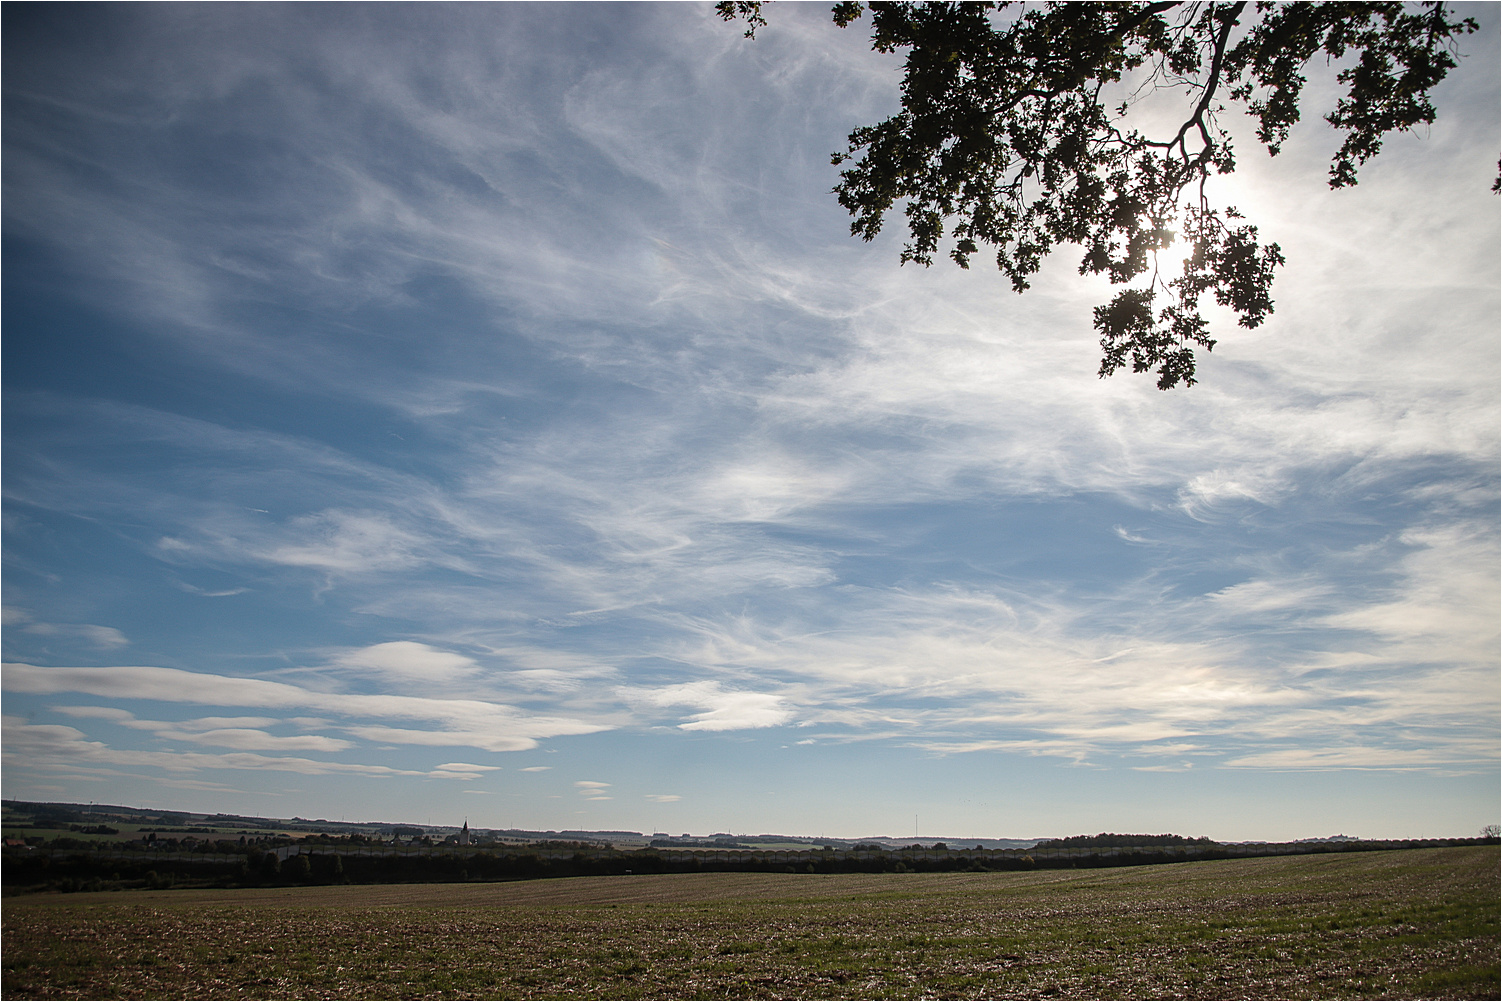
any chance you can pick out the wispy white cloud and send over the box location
[329,641,482,684]
[53,707,280,730]
[5,663,609,753]
[342,725,541,754]
[4,609,128,649]
[627,680,796,732]
[575,780,612,801]
[2,716,449,779]
[430,762,502,782]
[154,728,353,753]
[2,2,1495,835]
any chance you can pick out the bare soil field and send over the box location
[3,846,1496,999]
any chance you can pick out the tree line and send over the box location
[5,834,1494,895]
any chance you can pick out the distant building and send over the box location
[460,820,470,846]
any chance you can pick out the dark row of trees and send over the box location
[6,835,1494,895]
[1035,832,1218,849]
[3,844,319,893]
[3,845,1035,892]
[28,833,301,854]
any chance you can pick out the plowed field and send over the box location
[4,846,1496,999]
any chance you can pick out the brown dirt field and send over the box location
[4,847,1497,1000]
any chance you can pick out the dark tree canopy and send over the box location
[718,1,1481,388]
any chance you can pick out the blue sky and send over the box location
[3,3,1497,841]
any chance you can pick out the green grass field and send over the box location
[3,846,1496,1000]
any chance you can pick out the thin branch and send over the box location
[1139,1,1246,152]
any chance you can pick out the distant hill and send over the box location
[3,800,1052,848]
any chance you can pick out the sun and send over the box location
[1152,233,1196,282]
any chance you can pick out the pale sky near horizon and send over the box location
[3,3,1497,841]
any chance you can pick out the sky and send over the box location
[3,3,1498,842]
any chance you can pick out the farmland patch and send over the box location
[3,847,1495,999]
